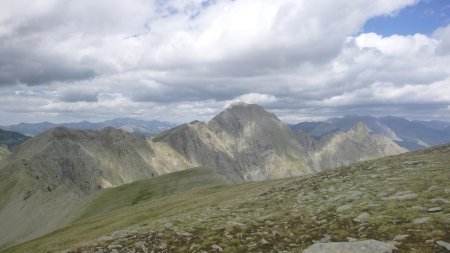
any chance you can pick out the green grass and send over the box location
[3,146,450,253]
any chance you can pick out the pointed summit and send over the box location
[209,102,281,132]
[349,121,371,135]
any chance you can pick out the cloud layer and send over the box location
[1,0,449,124]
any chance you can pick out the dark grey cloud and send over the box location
[59,90,99,103]
[0,42,96,86]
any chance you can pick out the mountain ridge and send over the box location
[0,118,176,137]
[0,103,407,248]
[291,115,450,150]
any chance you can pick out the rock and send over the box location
[431,198,450,204]
[413,217,431,224]
[393,235,409,241]
[159,242,167,250]
[427,207,442,212]
[320,234,332,243]
[354,212,370,223]
[303,239,398,253]
[436,241,450,250]
[135,241,148,253]
[382,192,417,201]
[347,191,364,201]
[163,222,173,228]
[411,206,426,211]
[346,237,358,242]
[261,239,269,245]
[336,204,352,213]
[427,186,439,191]
[211,244,223,251]
[111,230,128,239]
[107,244,122,249]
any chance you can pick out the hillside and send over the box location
[0,127,193,247]
[308,122,408,170]
[0,129,30,149]
[3,144,449,253]
[0,145,10,160]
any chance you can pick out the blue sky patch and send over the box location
[363,0,450,36]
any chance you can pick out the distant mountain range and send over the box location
[290,115,450,151]
[0,118,177,137]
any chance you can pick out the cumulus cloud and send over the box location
[1,0,450,124]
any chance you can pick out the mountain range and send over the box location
[290,115,450,151]
[3,103,441,250]
[0,118,176,137]
[0,103,410,248]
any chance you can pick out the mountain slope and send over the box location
[0,129,30,149]
[0,127,193,247]
[155,103,314,181]
[309,122,407,170]
[5,144,449,253]
[0,145,10,160]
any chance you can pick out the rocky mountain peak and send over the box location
[208,102,281,134]
[348,121,371,135]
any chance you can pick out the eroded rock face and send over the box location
[303,240,398,253]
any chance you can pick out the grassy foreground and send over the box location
[3,145,450,252]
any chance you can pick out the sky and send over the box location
[0,0,450,124]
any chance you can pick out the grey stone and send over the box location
[427,207,442,212]
[346,237,358,242]
[411,206,426,211]
[320,234,332,243]
[382,192,417,201]
[211,244,223,251]
[393,235,409,241]
[354,212,371,223]
[413,217,431,224]
[107,244,122,249]
[261,238,269,245]
[436,241,450,250]
[303,239,398,253]
[431,198,450,204]
[336,204,352,213]
[111,230,128,239]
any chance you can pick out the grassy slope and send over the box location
[0,146,9,160]
[4,146,450,253]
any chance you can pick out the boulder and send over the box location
[303,239,398,253]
